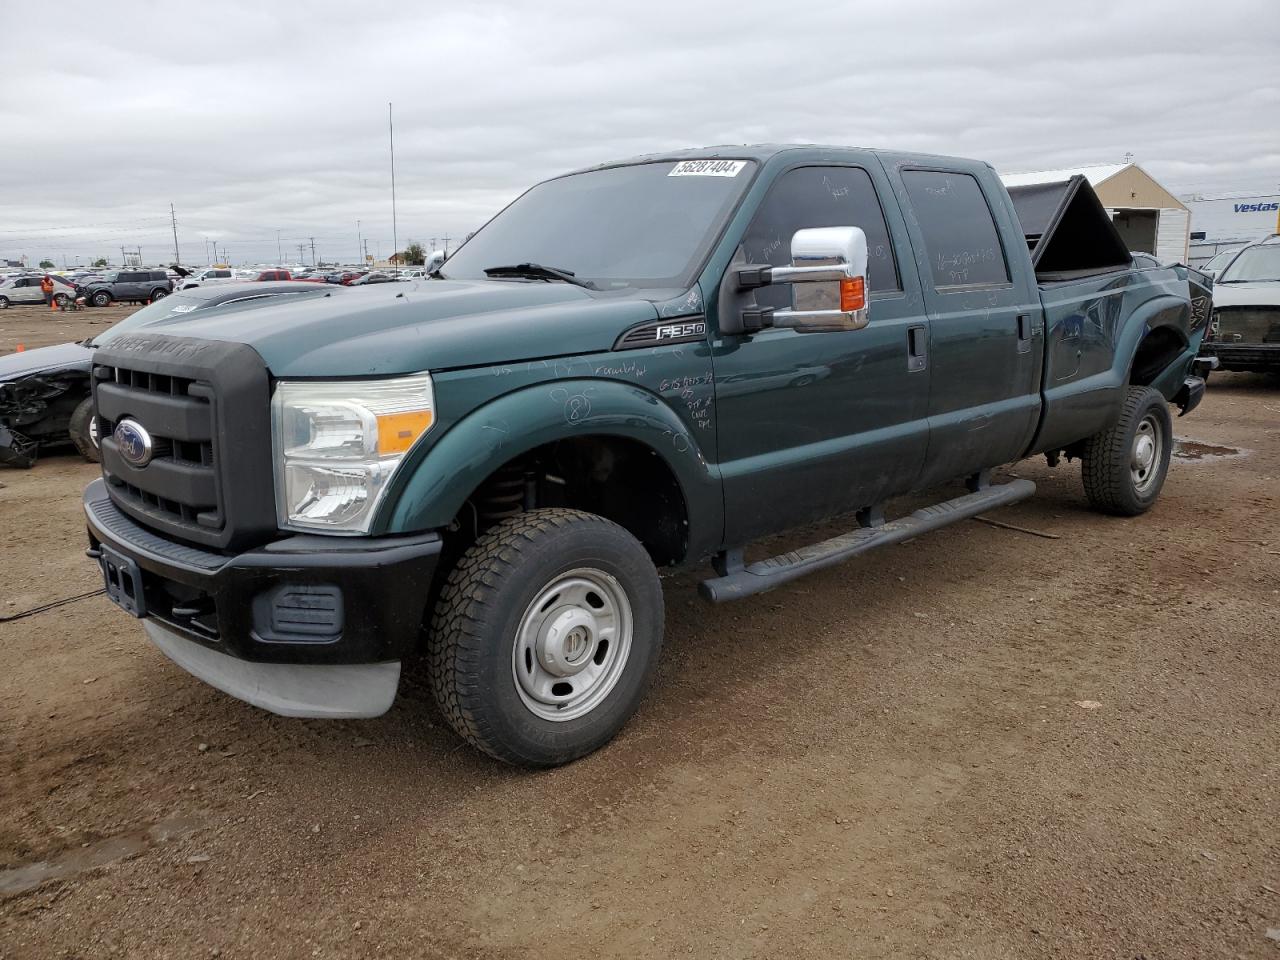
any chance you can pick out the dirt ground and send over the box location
[1,304,1277,958]
[0,303,136,355]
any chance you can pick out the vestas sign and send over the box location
[1234,202,1279,213]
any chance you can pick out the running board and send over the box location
[699,479,1037,603]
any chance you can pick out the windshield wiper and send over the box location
[483,263,596,290]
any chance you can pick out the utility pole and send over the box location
[120,246,126,267]
[363,239,369,265]
[276,230,282,264]
[297,243,306,266]
[309,237,317,266]
[170,202,181,266]
[442,234,451,256]
[388,102,399,267]
[357,220,362,267]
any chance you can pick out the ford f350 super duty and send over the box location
[83,145,1215,766]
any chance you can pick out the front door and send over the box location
[890,166,1043,488]
[711,161,931,546]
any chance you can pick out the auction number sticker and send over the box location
[668,159,747,177]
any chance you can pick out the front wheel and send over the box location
[90,291,111,307]
[0,296,9,309]
[68,397,101,463]
[428,509,664,767]
[1081,385,1173,516]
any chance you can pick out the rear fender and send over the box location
[376,379,723,561]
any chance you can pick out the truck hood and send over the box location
[145,279,661,377]
[0,340,94,381]
[1212,281,1280,309]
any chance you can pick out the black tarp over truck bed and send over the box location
[1006,175,1134,282]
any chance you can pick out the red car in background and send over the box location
[253,269,292,281]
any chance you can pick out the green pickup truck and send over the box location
[84,145,1214,766]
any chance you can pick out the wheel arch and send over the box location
[376,378,722,566]
[1121,295,1194,396]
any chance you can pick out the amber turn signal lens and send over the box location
[840,276,866,312]
[376,410,434,455]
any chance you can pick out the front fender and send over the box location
[375,378,723,560]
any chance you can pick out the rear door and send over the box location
[115,271,143,300]
[712,159,931,544]
[887,164,1042,487]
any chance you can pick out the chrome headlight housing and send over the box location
[271,373,435,534]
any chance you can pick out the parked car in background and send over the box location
[0,274,76,308]
[79,269,172,307]
[0,282,346,467]
[1199,234,1280,372]
[253,269,292,281]
[347,271,397,285]
[176,267,235,291]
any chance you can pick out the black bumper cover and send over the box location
[84,479,442,665]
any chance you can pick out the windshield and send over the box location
[441,159,757,291]
[1204,250,1239,272]
[1219,245,1280,282]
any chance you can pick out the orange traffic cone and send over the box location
[49,298,57,311]
[16,344,24,352]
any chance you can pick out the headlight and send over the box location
[272,373,435,533]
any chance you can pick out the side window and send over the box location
[742,165,900,310]
[902,170,1010,288]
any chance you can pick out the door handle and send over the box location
[1015,314,1032,354]
[907,324,927,373]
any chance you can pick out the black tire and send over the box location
[69,396,100,463]
[428,508,664,767]
[0,296,9,309]
[150,288,168,301]
[1081,385,1173,516]
[54,293,70,308]
[90,290,111,307]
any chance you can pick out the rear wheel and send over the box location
[90,291,111,307]
[0,296,9,309]
[1081,385,1172,516]
[69,397,100,463]
[428,508,664,767]
[54,293,70,307]
[150,288,168,301]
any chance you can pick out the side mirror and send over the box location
[734,226,870,333]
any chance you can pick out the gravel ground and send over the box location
[1,306,1277,958]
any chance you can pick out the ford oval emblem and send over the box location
[113,418,154,467]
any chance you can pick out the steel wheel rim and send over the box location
[511,567,633,722]
[1130,414,1163,494]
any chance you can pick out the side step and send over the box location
[699,478,1037,603]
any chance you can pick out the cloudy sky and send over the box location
[2,0,1277,267]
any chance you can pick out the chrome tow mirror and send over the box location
[734,226,870,333]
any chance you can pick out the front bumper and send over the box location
[84,479,443,715]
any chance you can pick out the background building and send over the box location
[1181,193,1280,264]
[1001,163,1190,264]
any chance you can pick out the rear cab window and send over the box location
[902,170,1010,288]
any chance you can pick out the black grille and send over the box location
[96,364,221,532]
[92,334,277,552]
[1212,307,1280,344]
